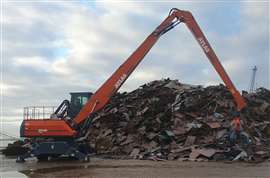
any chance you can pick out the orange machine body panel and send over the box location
[21,119,76,137]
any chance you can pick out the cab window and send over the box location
[81,96,88,105]
[74,96,88,106]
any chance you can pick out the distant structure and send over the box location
[249,66,257,93]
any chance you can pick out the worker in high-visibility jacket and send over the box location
[232,117,242,131]
[229,112,250,145]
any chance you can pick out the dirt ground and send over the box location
[0,155,269,178]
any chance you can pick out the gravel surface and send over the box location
[1,155,269,178]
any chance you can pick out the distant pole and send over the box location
[249,66,257,93]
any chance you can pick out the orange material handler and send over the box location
[18,8,246,162]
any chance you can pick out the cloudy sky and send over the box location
[0,0,269,130]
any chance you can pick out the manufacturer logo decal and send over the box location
[197,37,210,53]
[38,129,48,133]
[115,74,127,89]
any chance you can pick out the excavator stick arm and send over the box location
[174,9,246,111]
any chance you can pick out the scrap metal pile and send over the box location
[88,79,270,161]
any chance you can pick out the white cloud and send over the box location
[223,58,245,76]
[0,83,22,96]
[13,56,50,70]
[51,57,71,75]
